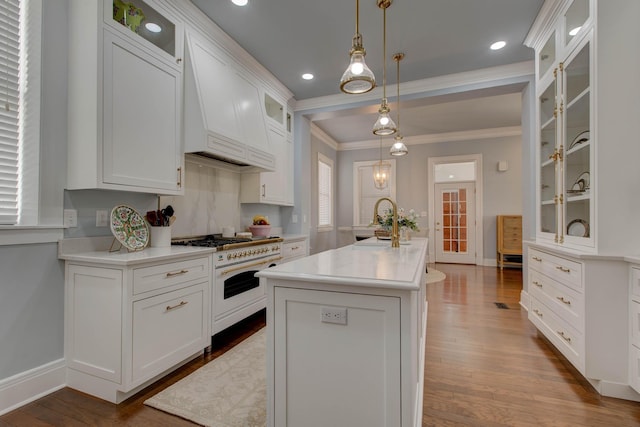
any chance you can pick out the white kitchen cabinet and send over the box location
[63,253,211,403]
[240,124,294,205]
[526,244,636,401]
[67,0,184,195]
[629,265,640,393]
[280,236,308,263]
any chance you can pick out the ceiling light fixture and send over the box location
[231,0,248,6]
[145,22,162,33]
[372,0,397,136]
[390,52,408,156]
[302,73,314,80]
[339,0,376,94]
[490,40,506,50]
[373,137,391,189]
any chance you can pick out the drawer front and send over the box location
[631,267,640,300]
[131,282,207,384]
[283,240,307,260]
[529,248,582,291]
[529,270,584,332]
[530,297,584,371]
[133,256,210,295]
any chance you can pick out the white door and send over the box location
[434,182,476,264]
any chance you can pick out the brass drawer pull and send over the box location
[533,281,543,288]
[166,269,188,277]
[557,331,572,343]
[166,300,188,311]
[556,266,571,273]
[532,256,542,262]
[290,246,300,251]
[556,296,571,305]
[533,309,543,317]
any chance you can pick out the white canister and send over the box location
[150,226,171,248]
[222,226,235,238]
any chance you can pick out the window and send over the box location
[0,0,21,224]
[353,160,396,226]
[317,153,333,229]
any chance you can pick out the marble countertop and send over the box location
[257,237,428,291]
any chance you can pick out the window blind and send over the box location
[318,156,332,227]
[0,0,20,225]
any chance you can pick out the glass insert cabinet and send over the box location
[536,0,593,248]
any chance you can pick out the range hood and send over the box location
[183,32,275,172]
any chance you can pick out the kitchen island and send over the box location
[257,237,428,427]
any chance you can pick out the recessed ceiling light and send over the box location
[231,0,248,6]
[145,22,162,33]
[490,41,506,50]
[569,26,581,36]
[302,73,314,80]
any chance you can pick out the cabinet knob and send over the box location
[176,58,182,64]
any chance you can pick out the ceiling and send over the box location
[189,0,544,147]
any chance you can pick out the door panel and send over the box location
[434,182,476,264]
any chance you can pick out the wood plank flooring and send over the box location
[2,264,640,426]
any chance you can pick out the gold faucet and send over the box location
[373,197,399,248]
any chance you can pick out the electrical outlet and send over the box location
[63,209,77,228]
[321,306,347,325]
[96,210,109,227]
[292,214,298,223]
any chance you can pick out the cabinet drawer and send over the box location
[133,257,209,295]
[530,297,584,371]
[131,282,207,384]
[283,240,307,260]
[631,267,640,300]
[529,270,583,332]
[529,248,582,291]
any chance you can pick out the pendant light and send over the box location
[373,137,391,189]
[339,0,376,94]
[372,0,397,136]
[390,52,408,156]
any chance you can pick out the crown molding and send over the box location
[524,0,568,49]
[311,123,339,151]
[295,61,534,113]
[336,126,522,151]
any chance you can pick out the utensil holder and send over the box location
[150,226,171,248]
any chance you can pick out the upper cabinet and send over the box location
[67,0,184,195]
[528,0,640,254]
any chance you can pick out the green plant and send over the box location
[375,207,420,231]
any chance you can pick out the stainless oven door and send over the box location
[212,255,281,334]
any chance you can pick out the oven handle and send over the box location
[220,256,283,276]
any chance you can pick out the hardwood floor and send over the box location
[2,264,639,426]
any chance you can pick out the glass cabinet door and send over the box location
[107,0,181,64]
[562,39,591,243]
[539,30,556,80]
[563,0,590,48]
[538,74,558,238]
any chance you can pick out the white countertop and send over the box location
[257,237,428,291]
[58,236,214,266]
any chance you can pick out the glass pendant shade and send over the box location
[340,0,375,94]
[373,160,391,189]
[373,99,397,136]
[390,135,408,156]
[340,37,375,94]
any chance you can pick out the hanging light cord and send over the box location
[382,7,387,101]
[396,56,400,131]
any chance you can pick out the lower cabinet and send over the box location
[629,266,640,393]
[64,254,211,403]
[281,236,308,263]
[527,244,637,400]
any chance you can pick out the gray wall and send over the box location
[336,135,522,264]
[0,0,68,380]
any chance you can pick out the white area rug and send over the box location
[145,329,266,427]
[425,267,446,284]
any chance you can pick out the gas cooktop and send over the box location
[171,234,282,249]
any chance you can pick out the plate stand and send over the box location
[108,237,145,253]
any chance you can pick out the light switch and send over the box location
[63,209,77,228]
[96,210,109,227]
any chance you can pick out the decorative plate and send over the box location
[110,205,149,250]
[568,130,590,151]
[567,171,590,194]
[567,218,589,238]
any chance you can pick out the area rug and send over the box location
[144,328,266,427]
[425,267,446,284]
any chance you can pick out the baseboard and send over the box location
[520,290,530,311]
[587,378,640,402]
[0,359,66,416]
